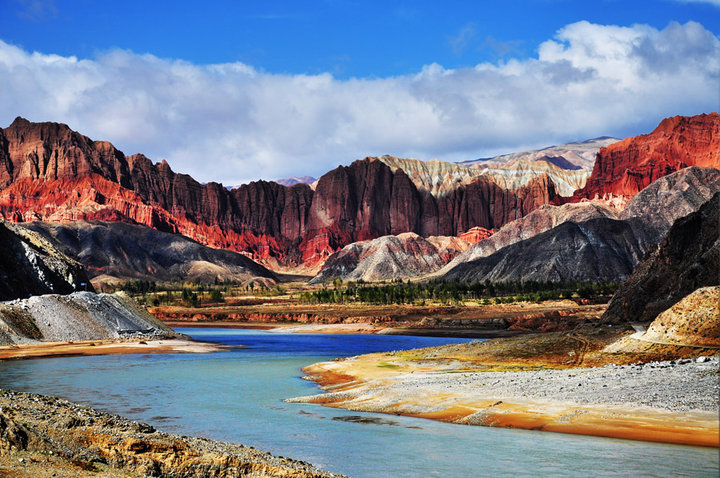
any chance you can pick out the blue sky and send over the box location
[0,0,718,184]
[2,0,718,77]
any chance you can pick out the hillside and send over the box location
[0,292,179,346]
[0,220,91,301]
[437,167,720,283]
[23,221,277,284]
[602,192,720,324]
[570,113,719,200]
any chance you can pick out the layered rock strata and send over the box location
[570,113,719,200]
[0,118,559,269]
[450,167,720,266]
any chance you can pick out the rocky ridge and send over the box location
[23,220,277,285]
[0,390,342,478]
[570,113,719,200]
[460,136,619,171]
[1,114,715,272]
[602,192,720,324]
[378,154,588,197]
[310,232,457,284]
[441,217,650,283]
[0,219,91,301]
[436,166,720,283]
[0,118,560,270]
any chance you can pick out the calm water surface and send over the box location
[0,328,716,477]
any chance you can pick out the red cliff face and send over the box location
[570,113,719,200]
[300,159,556,266]
[0,117,131,189]
[0,118,559,269]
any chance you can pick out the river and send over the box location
[0,328,716,477]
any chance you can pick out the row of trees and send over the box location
[300,280,620,305]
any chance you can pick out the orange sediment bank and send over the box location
[0,338,227,361]
[413,402,719,448]
[293,359,720,448]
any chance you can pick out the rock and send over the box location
[437,167,720,283]
[640,287,719,348]
[440,217,650,283]
[0,291,178,344]
[436,200,621,276]
[23,220,276,284]
[0,220,91,301]
[569,113,719,200]
[0,390,342,477]
[457,226,494,244]
[273,176,317,187]
[0,119,558,269]
[311,232,452,283]
[460,136,619,171]
[602,192,720,324]
[302,157,557,266]
[1,115,714,272]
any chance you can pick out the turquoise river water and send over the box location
[0,328,716,477]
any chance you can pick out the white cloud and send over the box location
[0,20,718,186]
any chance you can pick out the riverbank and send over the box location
[290,329,719,447]
[154,300,607,337]
[0,389,343,478]
[0,337,227,361]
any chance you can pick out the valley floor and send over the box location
[290,328,720,447]
[153,299,607,337]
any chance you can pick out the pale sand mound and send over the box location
[604,286,719,353]
[643,286,719,347]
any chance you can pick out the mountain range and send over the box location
[0,112,717,284]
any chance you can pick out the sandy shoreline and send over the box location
[0,337,228,361]
[290,354,720,448]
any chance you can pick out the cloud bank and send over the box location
[0,20,718,185]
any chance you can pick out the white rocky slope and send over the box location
[459,137,619,170]
[0,291,179,345]
[377,154,590,197]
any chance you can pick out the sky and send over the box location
[0,0,718,185]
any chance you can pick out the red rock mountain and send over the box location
[4,113,713,270]
[570,113,719,200]
[0,118,558,269]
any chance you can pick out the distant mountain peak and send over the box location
[273,176,317,187]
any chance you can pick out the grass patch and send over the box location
[377,362,400,369]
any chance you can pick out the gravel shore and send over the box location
[384,356,720,413]
[293,355,719,446]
